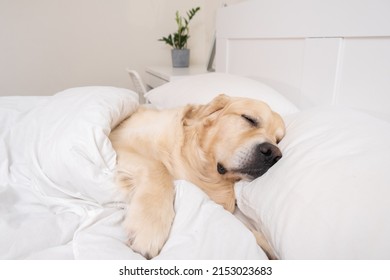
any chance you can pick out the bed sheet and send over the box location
[0,87,266,260]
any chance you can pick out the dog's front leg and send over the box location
[116,154,175,259]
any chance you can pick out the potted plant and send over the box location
[159,7,201,68]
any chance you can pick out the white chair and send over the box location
[126,68,148,102]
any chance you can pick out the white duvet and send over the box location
[0,87,266,260]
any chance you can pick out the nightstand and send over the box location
[145,65,209,89]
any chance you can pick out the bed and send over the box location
[1,0,390,260]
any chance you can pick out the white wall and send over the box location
[0,0,244,96]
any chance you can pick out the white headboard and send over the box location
[215,0,390,121]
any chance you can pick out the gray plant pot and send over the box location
[171,49,190,68]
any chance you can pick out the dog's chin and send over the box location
[218,162,271,182]
[233,166,270,182]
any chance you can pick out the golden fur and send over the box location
[109,94,285,259]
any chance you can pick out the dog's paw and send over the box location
[123,206,175,259]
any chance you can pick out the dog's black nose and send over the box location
[235,142,283,179]
[258,142,282,164]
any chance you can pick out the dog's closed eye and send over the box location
[241,114,259,127]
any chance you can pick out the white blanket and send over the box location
[0,87,266,260]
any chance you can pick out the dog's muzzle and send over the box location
[242,142,282,179]
[219,142,282,180]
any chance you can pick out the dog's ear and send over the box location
[183,94,231,126]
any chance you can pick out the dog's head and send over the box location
[183,94,285,182]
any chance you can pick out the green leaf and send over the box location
[159,6,201,49]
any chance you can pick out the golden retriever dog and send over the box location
[109,94,285,259]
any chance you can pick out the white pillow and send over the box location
[235,107,390,259]
[145,73,299,116]
[9,87,139,205]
